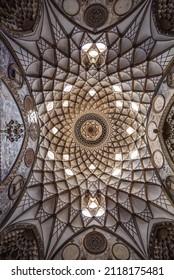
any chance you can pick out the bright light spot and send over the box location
[65,168,74,176]
[63,154,69,161]
[82,209,92,217]
[131,102,139,112]
[89,164,96,170]
[88,49,98,58]
[82,42,107,54]
[96,43,107,53]
[62,100,69,107]
[51,127,58,134]
[115,153,122,161]
[130,149,139,160]
[46,102,54,112]
[112,168,121,177]
[64,83,72,92]
[89,88,96,96]
[126,127,135,135]
[113,84,122,92]
[47,151,55,160]
[116,100,123,108]
[82,43,93,52]
[96,207,105,217]
[82,193,106,218]
[89,200,98,209]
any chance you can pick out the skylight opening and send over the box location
[131,102,139,112]
[82,209,92,217]
[96,207,105,217]
[62,100,69,107]
[89,164,96,170]
[65,168,74,176]
[46,102,54,112]
[63,154,69,161]
[82,42,107,54]
[47,151,55,160]
[112,168,121,177]
[88,49,98,58]
[126,127,135,135]
[89,88,96,96]
[89,200,98,209]
[116,100,123,108]
[63,83,73,93]
[130,149,139,159]
[81,193,106,218]
[96,43,107,53]
[115,153,122,161]
[82,43,93,52]
[51,127,58,134]
[113,84,122,92]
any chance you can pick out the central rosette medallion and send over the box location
[73,113,110,149]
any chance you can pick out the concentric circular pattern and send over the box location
[41,86,145,182]
[83,232,107,254]
[13,0,174,257]
[74,113,109,148]
[20,0,174,250]
[84,4,108,28]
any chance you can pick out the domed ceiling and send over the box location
[0,0,174,260]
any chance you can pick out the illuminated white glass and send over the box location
[46,102,54,112]
[89,89,96,96]
[62,100,69,107]
[113,85,122,92]
[96,207,105,217]
[89,201,98,209]
[96,43,107,53]
[89,164,96,170]
[65,169,74,176]
[88,49,98,58]
[131,102,139,112]
[112,168,121,177]
[64,83,73,92]
[82,43,93,52]
[51,127,58,134]
[130,149,139,159]
[116,100,123,108]
[115,153,122,161]
[48,151,55,160]
[82,209,92,217]
[126,127,135,135]
[63,154,69,161]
